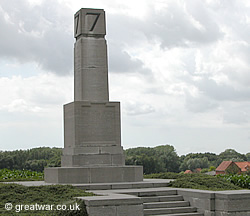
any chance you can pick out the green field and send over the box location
[0,169,44,182]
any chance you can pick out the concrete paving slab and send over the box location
[2,178,173,190]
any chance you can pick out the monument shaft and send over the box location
[74,37,109,101]
[74,8,109,101]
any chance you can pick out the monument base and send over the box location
[44,166,143,184]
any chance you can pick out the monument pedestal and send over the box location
[44,8,143,184]
[45,101,143,183]
[61,101,124,166]
[45,166,143,184]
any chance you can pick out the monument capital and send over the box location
[74,8,106,38]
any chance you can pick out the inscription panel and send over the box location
[75,104,118,145]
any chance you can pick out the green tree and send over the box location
[126,154,165,174]
[209,166,216,171]
[200,157,209,168]
[0,147,62,172]
[125,147,156,157]
[125,145,180,173]
[201,168,209,173]
[219,149,247,161]
[125,147,166,174]
[24,160,47,172]
[179,152,220,171]
[180,157,209,171]
[0,156,14,169]
[154,145,180,172]
[186,158,199,171]
[246,152,250,161]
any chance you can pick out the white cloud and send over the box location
[0,73,73,114]
[1,99,42,113]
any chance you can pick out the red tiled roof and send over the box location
[235,162,250,172]
[216,161,234,171]
[184,170,193,174]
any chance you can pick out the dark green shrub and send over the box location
[0,184,92,215]
[218,174,250,189]
[209,166,216,171]
[144,172,242,190]
[168,174,242,191]
[144,172,184,179]
[201,168,209,173]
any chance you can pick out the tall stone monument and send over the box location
[44,8,143,183]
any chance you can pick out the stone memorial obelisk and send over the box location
[44,8,143,183]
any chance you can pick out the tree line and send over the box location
[125,146,250,174]
[0,145,249,174]
[0,147,61,172]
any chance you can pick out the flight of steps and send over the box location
[140,190,204,216]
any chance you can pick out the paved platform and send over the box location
[3,178,173,190]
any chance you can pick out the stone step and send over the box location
[73,179,172,190]
[154,213,203,216]
[144,207,197,215]
[138,190,177,197]
[144,201,190,209]
[142,195,184,203]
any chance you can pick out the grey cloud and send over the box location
[222,102,250,125]
[0,0,224,78]
[143,1,223,48]
[0,0,153,76]
[143,87,166,95]
[109,0,250,117]
[223,111,249,124]
[180,72,250,114]
[181,70,250,114]
[106,15,153,76]
[108,42,148,74]
[105,1,223,79]
[0,0,73,75]
[123,101,155,116]
[185,92,218,113]
[107,1,223,50]
[196,77,250,102]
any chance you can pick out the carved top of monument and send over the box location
[74,8,106,38]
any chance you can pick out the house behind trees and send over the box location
[215,161,250,175]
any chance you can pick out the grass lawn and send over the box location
[0,183,93,215]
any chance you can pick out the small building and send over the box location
[216,161,241,175]
[184,170,193,174]
[205,171,216,176]
[184,168,201,174]
[194,168,202,173]
[235,161,250,173]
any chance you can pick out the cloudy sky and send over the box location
[0,0,250,155]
